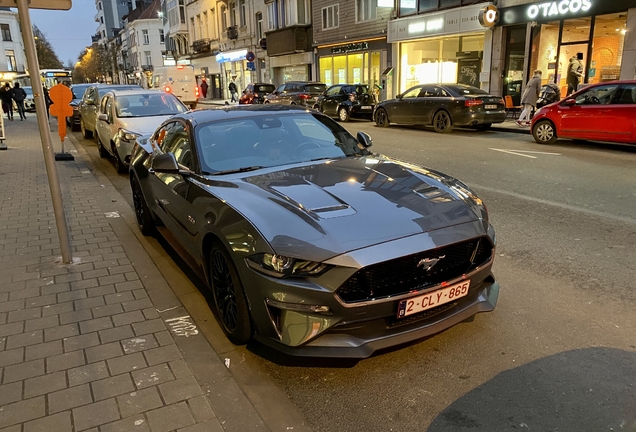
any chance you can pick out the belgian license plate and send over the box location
[485,104,497,110]
[397,281,470,318]
[361,105,372,109]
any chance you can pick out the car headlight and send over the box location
[119,129,141,143]
[246,253,330,278]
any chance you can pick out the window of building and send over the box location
[144,51,152,65]
[240,0,247,27]
[5,50,16,71]
[98,1,102,9]
[211,8,217,38]
[129,29,136,46]
[159,29,165,43]
[322,4,338,30]
[203,12,209,38]
[197,15,203,38]
[356,0,377,22]
[100,16,104,24]
[267,3,277,30]
[230,2,237,27]
[179,0,185,24]
[1,24,11,41]
[191,17,196,39]
[142,29,149,44]
[256,12,263,39]
[296,0,309,24]
[102,30,106,38]
[221,5,227,30]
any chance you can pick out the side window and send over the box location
[402,87,421,98]
[614,85,636,105]
[100,95,109,113]
[327,86,341,96]
[275,84,285,94]
[161,123,194,170]
[153,122,174,152]
[104,97,113,122]
[574,84,619,105]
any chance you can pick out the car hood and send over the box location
[116,116,174,135]
[200,156,484,262]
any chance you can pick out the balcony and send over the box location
[192,38,211,53]
[226,25,238,40]
[265,25,312,56]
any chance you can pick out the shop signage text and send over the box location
[331,42,369,54]
[478,5,498,28]
[527,0,592,19]
[215,49,248,63]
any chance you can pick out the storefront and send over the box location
[215,49,256,98]
[497,0,635,100]
[189,55,222,100]
[271,52,313,85]
[388,3,495,94]
[317,38,389,91]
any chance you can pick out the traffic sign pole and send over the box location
[16,0,73,264]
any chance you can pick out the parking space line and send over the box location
[489,148,537,158]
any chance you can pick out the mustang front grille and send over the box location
[336,238,492,303]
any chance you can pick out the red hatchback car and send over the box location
[531,80,636,145]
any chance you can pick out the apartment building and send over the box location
[0,7,26,84]
[95,0,134,44]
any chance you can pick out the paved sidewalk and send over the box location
[0,117,268,431]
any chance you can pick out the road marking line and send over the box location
[512,150,562,155]
[489,148,537,158]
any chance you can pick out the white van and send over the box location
[151,65,199,109]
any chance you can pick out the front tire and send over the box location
[97,134,108,158]
[112,142,127,174]
[533,120,557,144]
[338,107,350,122]
[80,118,92,139]
[208,243,252,345]
[131,175,154,236]
[374,108,390,128]
[433,110,453,133]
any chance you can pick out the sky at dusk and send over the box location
[29,1,98,66]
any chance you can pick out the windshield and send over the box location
[195,114,370,174]
[23,86,33,96]
[115,93,187,118]
[255,84,275,93]
[445,84,489,96]
[98,86,140,99]
[305,84,327,94]
[71,85,91,100]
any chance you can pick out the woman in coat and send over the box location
[517,70,542,126]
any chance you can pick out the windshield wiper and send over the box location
[209,166,266,175]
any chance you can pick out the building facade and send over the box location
[126,0,166,86]
[0,8,26,84]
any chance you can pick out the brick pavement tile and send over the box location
[105,292,135,305]
[85,341,123,363]
[121,335,158,354]
[58,289,87,303]
[0,299,25,313]
[108,265,135,276]
[99,325,134,344]
[44,323,79,341]
[100,414,150,432]
[64,332,100,352]
[186,395,216,423]
[24,370,67,398]
[23,411,72,432]
[0,381,23,406]
[68,361,109,387]
[86,285,116,298]
[79,317,113,334]
[71,278,100,290]
[168,360,193,380]
[59,309,93,325]
[124,272,139,281]
[40,282,70,296]
[12,272,40,283]
[55,273,83,284]
[0,322,24,338]
[143,345,183,366]
[91,373,135,401]
[112,311,145,327]
[158,376,203,405]
[93,259,120,270]
[7,307,41,323]
[46,350,86,373]
[48,384,93,413]
[6,330,43,349]
[40,267,69,278]
[81,268,109,280]
[131,364,175,389]
[75,296,106,311]
[115,281,144,293]
[0,396,45,429]
[107,352,147,376]
[0,348,24,368]
[99,274,127,286]
[132,319,166,336]
[26,278,54,290]
[141,308,160,320]
[8,287,40,301]
[92,303,124,319]
[29,294,60,309]
[117,387,164,418]
[72,398,120,431]
[132,289,148,300]
[176,420,224,432]
[25,315,59,332]
[41,301,73,317]
[146,402,195,432]
[25,339,63,361]
[122,299,153,313]
[3,358,44,383]
[153,331,173,348]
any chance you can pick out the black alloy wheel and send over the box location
[80,118,92,139]
[208,244,252,345]
[533,120,558,144]
[375,108,389,128]
[112,142,127,174]
[131,176,154,236]
[433,110,453,133]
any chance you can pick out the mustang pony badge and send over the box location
[417,255,446,272]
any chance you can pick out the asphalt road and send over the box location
[72,120,636,432]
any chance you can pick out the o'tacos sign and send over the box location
[499,0,634,25]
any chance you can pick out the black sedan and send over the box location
[67,83,92,131]
[314,84,375,122]
[374,84,506,133]
[129,105,499,358]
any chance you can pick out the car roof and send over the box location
[176,105,316,124]
[106,89,172,96]
[287,81,325,85]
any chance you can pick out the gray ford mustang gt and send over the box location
[129,105,499,358]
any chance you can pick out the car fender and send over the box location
[336,102,351,112]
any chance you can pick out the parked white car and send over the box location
[95,90,187,173]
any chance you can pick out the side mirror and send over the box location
[562,98,576,107]
[357,131,373,148]
[98,113,108,122]
[396,94,403,100]
[151,152,180,173]
[85,99,95,105]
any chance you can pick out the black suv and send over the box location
[264,81,326,107]
[314,84,375,122]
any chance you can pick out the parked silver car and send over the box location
[94,90,187,173]
[78,84,141,139]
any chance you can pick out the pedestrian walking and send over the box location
[566,53,584,96]
[0,82,14,121]
[229,79,238,102]
[43,86,53,117]
[200,78,208,99]
[517,70,542,126]
[12,82,27,120]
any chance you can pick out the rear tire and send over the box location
[112,142,127,174]
[208,243,252,345]
[338,107,350,122]
[374,108,390,128]
[433,110,453,133]
[131,175,155,236]
[80,118,92,139]
[532,120,557,144]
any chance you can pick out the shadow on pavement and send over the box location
[427,347,636,432]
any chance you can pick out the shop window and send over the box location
[322,5,339,30]
[333,55,347,83]
[418,0,436,13]
[589,13,626,84]
[348,54,364,83]
[320,57,333,86]
[561,17,591,43]
[530,21,560,85]
[439,0,460,8]
[356,0,377,22]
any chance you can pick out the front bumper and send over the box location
[115,138,135,166]
[454,110,507,126]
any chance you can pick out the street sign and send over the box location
[1,0,72,9]
[246,61,256,71]
[246,51,255,62]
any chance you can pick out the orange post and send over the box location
[48,83,73,142]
